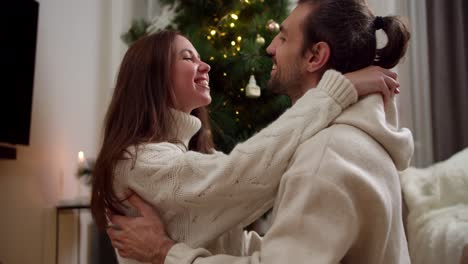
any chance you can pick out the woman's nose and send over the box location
[199,61,211,73]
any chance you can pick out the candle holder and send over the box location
[77,160,94,185]
[77,152,95,186]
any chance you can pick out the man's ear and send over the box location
[304,41,330,73]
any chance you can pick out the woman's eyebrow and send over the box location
[179,49,200,58]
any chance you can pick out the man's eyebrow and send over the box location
[280,25,287,35]
[179,49,200,58]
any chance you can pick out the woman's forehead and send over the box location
[173,35,198,55]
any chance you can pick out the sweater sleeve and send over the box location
[127,70,357,246]
[164,131,361,264]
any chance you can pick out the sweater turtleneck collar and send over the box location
[169,109,202,148]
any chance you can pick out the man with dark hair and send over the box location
[108,1,412,263]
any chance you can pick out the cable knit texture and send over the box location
[113,70,357,264]
[165,97,414,263]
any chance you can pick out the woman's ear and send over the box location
[304,41,331,73]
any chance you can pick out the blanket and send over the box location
[400,148,468,264]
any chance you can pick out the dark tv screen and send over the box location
[0,1,39,145]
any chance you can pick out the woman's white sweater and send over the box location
[113,70,357,263]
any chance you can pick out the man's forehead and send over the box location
[280,13,294,34]
[282,4,310,31]
[280,12,303,36]
[280,24,288,35]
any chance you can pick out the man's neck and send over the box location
[290,75,320,105]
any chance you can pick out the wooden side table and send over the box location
[55,204,90,264]
[461,244,468,264]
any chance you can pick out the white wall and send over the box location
[0,0,111,263]
[0,0,163,263]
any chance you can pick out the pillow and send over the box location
[400,147,468,264]
[400,147,468,214]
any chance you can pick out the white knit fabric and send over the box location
[167,96,414,263]
[113,70,357,263]
[400,147,468,264]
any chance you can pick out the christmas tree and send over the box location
[122,0,291,153]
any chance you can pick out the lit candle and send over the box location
[78,151,85,168]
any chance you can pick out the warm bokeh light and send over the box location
[78,151,84,162]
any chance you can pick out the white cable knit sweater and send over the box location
[113,70,357,263]
[166,95,414,264]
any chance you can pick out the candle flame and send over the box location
[78,151,85,162]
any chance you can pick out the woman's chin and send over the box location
[202,96,212,106]
[192,96,212,109]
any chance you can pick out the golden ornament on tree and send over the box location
[245,75,261,98]
[266,19,280,33]
[256,34,265,46]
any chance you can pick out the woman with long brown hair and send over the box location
[91,29,399,263]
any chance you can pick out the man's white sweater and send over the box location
[165,93,414,262]
[113,70,358,263]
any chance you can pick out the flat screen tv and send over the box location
[0,1,39,145]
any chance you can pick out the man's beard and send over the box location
[267,63,303,96]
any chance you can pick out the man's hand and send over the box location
[107,194,175,264]
[344,65,400,104]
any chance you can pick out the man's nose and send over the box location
[266,41,275,57]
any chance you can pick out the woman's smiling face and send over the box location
[171,35,212,113]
